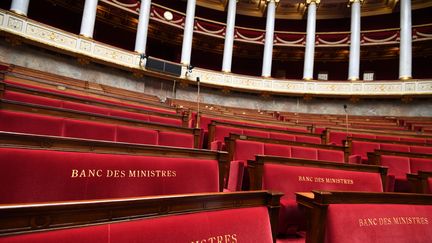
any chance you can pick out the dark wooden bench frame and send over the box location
[407,171,432,193]
[0,191,283,243]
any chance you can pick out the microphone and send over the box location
[195,77,201,129]
[344,104,349,146]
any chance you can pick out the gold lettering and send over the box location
[216,236,223,243]
[129,170,137,177]
[231,234,237,243]
[79,170,86,177]
[193,234,237,243]
[96,169,102,177]
[172,170,177,177]
[71,169,79,178]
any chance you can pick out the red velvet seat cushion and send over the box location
[63,119,116,141]
[115,126,158,145]
[234,140,264,161]
[269,132,296,142]
[380,155,410,179]
[291,146,318,160]
[264,143,292,158]
[226,160,245,192]
[0,110,64,136]
[0,207,273,243]
[158,132,194,148]
[0,148,219,203]
[4,91,63,107]
[325,204,432,243]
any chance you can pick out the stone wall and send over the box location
[1,39,431,117]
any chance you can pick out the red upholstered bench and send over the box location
[0,191,282,243]
[368,150,432,192]
[296,191,432,243]
[3,90,182,126]
[249,156,386,237]
[0,147,221,203]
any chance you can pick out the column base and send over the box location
[262,75,271,78]
[303,77,313,81]
[348,77,360,81]
[222,70,231,73]
[399,76,412,80]
[79,34,94,40]
[9,9,27,17]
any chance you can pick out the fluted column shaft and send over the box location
[80,0,99,38]
[261,0,276,77]
[180,0,196,66]
[399,0,412,80]
[303,0,318,80]
[222,0,237,73]
[10,0,30,16]
[348,0,361,81]
[134,0,152,54]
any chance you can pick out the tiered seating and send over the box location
[296,191,432,243]
[0,99,200,148]
[248,155,386,238]
[0,191,282,243]
[347,137,432,164]
[0,131,228,203]
[208,120,322,150]
[0,81,187,126]
[368,150,432,192]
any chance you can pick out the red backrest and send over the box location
[410,146,432,155]
[242,129,270,139]
[264,143,292,158]
[353,133,376,139]
[380,155,411,179]
[214,126,243,143]
[115,126,158,145]
[295,135,321,144]
[158,132,194,148]
[400,137,426,143]
[0,147,219,203]
[317,149,345,163]
[0,207,273,243]
[63,119,116,141]
[4,91,62,107]
[410,158,432,174]
[329,131,349,146]
[428,178,432,193]
[351,141,380,161]
[325,204,432,243]
[376,135,400,141]
[62,101,110,115]
[0,110,63,136]
[234,140,264,162]
[291,146,318,160]
[263,164,383,200]
[380,143,410,152]
[269,132,295,141]
[285,127,308,133]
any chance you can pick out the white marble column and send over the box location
[399,0,412,80]
[222,0,237,73]
[348,0,362,81]
[134,0,152,54]
[180,0,196,66]
[80,0,99,38]
[10,0,30,16]
[261,0,277,77]
[302,0,319,80]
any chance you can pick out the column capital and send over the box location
[305,0,320,6]
[348,0,364,6]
